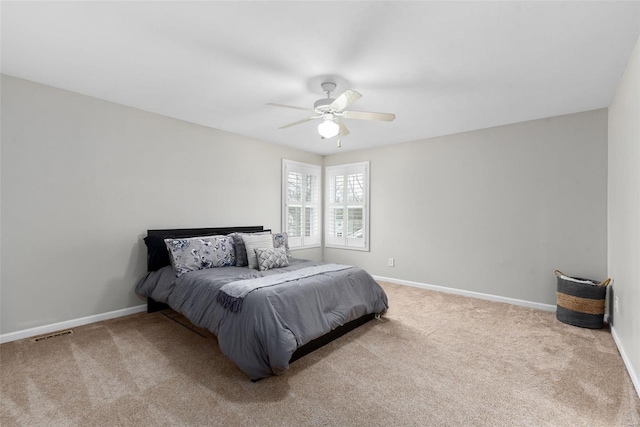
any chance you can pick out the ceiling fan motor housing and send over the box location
[314,98,335,113]
[315,81,338,113]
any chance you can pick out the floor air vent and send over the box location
[31,329,74,342]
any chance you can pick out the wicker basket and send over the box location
[555,270,610,329]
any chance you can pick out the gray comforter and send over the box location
[135,259,388,379]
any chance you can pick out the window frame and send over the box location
[281,159,322,250]
[324,161,370,251]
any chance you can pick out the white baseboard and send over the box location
[610,325,640,399]
[372,275,557,312]
[0,304,147,344]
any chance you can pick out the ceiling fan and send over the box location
[267,82,396,140]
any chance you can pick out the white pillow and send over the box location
[242,233,274,269]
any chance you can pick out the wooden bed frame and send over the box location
[144,226,376,366]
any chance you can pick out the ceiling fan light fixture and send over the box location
[318,116,339,139]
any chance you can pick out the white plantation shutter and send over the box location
[325,162,370,251]
[282,160,321,248]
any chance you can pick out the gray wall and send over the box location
[324,110,608,306]
[608,36,640,393]
[0,74,613,339]
[0,75,322,335]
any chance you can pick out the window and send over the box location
[282,160,321,248]
[325,161,369,251]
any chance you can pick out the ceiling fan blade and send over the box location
[329,90,362,112]
[342,110,396,121]
[279,116,317,129]
[335,117,350,137]
[266,103,314,112]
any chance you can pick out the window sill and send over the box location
[290,244,321,251]
[324,244,370,252]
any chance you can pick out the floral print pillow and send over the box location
[164,235,235,277]
[272,232,291,258]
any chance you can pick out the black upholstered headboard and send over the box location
[144,226,265,272]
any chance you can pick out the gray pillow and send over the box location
[228,233,248,267]
[242,233,274,269]
[256,247,289,271]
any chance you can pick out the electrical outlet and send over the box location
[388,258,395,267]
[614,296,619,314]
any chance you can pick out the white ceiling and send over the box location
[2,2,639,155]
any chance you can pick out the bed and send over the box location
[135,226,388,380]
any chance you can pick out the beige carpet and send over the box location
[1,282,639,426]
